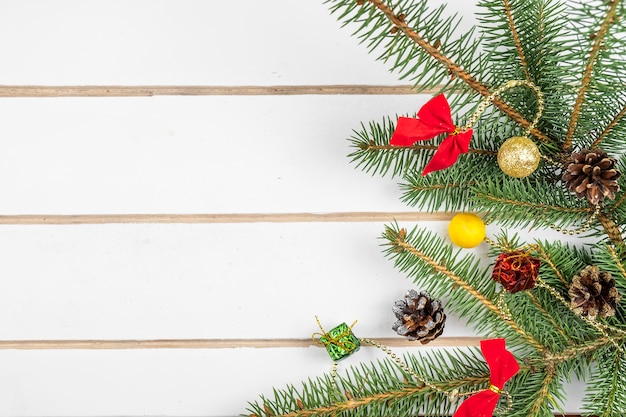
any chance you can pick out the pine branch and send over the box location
[537,244,585,288]
[504,367,565,417]
[604,157,626,247]
[607,246,626,284]
[608,191,626,215]
[591,101,626,150]
[333,0,552,142]
[365,0,487,93]
[348,116,410,177]
[399,152,499,211]
[525,292,572,342]
[543,336,622,365]
[400,176,478,212]
[504,289,576,353]
[599,211,625,248]
[347,116,438,177]
[564,0,622,150]
[383,224,543,350]
[472,178,591,230]
[348,115,499,178]
[502,0,531,81]
[476,0,576,148]
[246,349,492,417]
[528,368,557,417]
[375,0,550,143]
[583,348,626,416]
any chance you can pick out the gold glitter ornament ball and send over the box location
[497,136,541,178]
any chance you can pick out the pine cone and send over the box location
[392,289,446,344]
[562,148,621,205]
[569,265,622,318]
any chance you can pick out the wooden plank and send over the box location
[0,95,429,215]
[0,1,392,86]
[0,212,453,225]
[0,1,476,86]
[0,85,425,97]
[0,348,586,416]
[1,221,482,341]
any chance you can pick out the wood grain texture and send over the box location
[0,337,481,350]
[0,212,453,225]
[0,85,426,97]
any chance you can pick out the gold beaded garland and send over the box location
[497,136,541,178]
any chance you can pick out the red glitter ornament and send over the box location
[491,251,540,293]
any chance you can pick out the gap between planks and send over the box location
[0,212,453,225]
[0,85,431,97]
[0,337,480,350]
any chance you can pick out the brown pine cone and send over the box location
[392,289,446,344]
[569,265,621,318]
[562,148,621,205]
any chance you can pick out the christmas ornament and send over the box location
[390,80,544,177]
[313,317,451,398]
[390,94,473,176]
[304,319,520,414]
[497,136,541,178]
[453,338,520,417]
[491,250,540,293]
[392,289,446,343]
[562,148,621,205]
[314,319,361,361]
[494,81,544,178]
[569,265,621,318]
[448,212,486,248]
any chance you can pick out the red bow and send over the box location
[390,94,473,176]
[453,338,520,417]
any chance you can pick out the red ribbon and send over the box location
[453,338,520,417]
[390,94,473,176]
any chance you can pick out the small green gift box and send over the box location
[319,322,361,361]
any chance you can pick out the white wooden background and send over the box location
[0,1,586,416]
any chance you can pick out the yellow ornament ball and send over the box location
[497,136,541,178]
[448,213,486,248]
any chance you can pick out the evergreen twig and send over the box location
[361,143,497,156]
[525,292,571,341]
[591,103,626,150]
[564,0,622,150]
[598,211,625,247]
[543,336,623,365]
[528,369,556,416]
[364,0,551,142]
[535,245,568,286]
[502,0,531,81]
[607,246,626,281]
[386,226,543,350]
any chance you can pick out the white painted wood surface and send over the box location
[0,1,585,416]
